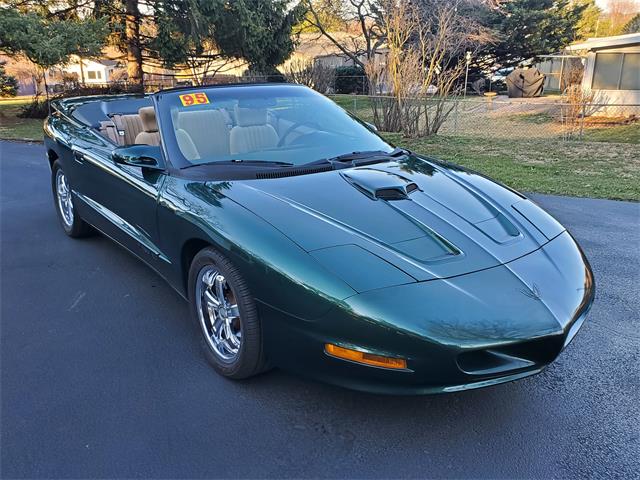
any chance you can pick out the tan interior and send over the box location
[98,104,291,160]
[112,114,144,145]
[135,107,161,146]
[176,110,230,159]
[98,108,160,146]
[229,107,278,155]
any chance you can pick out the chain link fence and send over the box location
[328,94,640,143]
[38,75,639,144]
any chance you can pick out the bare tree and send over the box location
[367,0,492,137]
[561,83,595,139]
[302,0,385,69]
[283,58,336,93]
[606,0,639,33]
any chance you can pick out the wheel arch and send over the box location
[47,148,59,170]
[181,237,214,296]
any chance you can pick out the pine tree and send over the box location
[622,13,640,34]
[477,0,589,69]
[0,8,107,94]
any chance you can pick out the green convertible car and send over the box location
[44,83,595,394]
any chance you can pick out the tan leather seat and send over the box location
[177,109,230,158]
[111,114,145,145]
[99,120,119,144]
[229,107,278,155]
[175,129,200,161]
[134,107,161,146]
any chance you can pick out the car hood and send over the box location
[215,155,565,291]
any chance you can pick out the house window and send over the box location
[592,52,640,90]
[592,53,623,89]
[87,71,97,80]
[620,53,639,90]
[96,70,102,80]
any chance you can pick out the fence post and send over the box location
[353,96,357,116]
[454,99,459,135]
[579,103,586,141]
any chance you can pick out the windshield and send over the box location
[155,84,393,168]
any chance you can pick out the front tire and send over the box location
[188,247,267,379]
[51,161,92,238]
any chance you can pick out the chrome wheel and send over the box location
[196,266,242,361]
[55,169,74,228]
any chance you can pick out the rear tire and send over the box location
[188,247,267,379]
[51,161,92,238]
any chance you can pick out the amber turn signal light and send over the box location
[325,343,407,370]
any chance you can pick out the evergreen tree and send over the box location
[476,0,589,69]
[622,13,640,33]
[217,0,306,74]
[574,0,603,39]
[0,8,107,93]
[2,0,305,90]
[154,0,305,79]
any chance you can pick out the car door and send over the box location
[70,130,169,272]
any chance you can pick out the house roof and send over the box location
[96,59,119,67]
[294,32,366,59]
[68,55,121,68]
[566,33,640,52]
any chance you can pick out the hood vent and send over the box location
[341,168,420,201]
[375,187,411,200]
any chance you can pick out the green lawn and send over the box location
[0,97,43,141]
[583,123,640,144]
[1,94,638,200]
[385,134,640,201]
[331,94,639,200]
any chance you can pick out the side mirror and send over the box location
[365,121,378,132]
[112,145,164,170]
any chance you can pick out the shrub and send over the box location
[17,95,51,119]
[0,61,18,98]
[241,67,286,83]
[334,66,368,94]
[282,59,336,93]
[57,84,136,96]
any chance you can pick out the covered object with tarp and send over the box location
[506,68,545,98]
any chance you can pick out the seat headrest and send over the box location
[235,106,268,127]
[177,109,226,129]
[139,106,158,133]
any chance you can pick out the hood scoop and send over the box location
[341,168,419,200]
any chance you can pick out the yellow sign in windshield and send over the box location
[179,92,210,107]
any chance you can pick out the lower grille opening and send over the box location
[457,336,563,376]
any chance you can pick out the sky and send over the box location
[595,0,640,12]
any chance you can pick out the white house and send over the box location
[44,56,121,89]
[62,56,120,83]
[565,33,640,114]
[285,33,388,70]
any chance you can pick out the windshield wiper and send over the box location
[305,147,409,167]
[183,159,294,169]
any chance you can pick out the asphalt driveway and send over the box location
[1,140,639,479]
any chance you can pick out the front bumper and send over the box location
[261,231,595,394]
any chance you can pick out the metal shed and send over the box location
[566,33,640,115]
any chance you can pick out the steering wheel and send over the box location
[277,121,321,147]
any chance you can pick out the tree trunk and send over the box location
[79,58,85,86]
[41,67,49,101]
[125,0,143,92]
